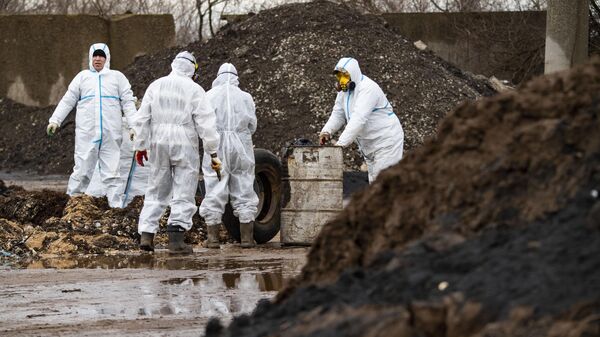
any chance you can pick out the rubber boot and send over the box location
[205,224,220,249]
[167,225,193,254]
[240,222,255,248]
[139,232,155,252]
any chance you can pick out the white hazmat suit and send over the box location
[135,51,220,234]
[49,43,137,207]
[321,57,404,183]
[86,116,150,207]
[199,63,259,226]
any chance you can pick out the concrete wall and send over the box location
[382,11,547,82]
[545,0,588,73]
[0,14,175,107]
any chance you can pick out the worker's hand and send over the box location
[319,132,331,145]
[136,150,148,166]
[210,156,222,172]
[46,122,59,137]
[128,128,136,142]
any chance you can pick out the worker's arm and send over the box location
[336,87,378,147]
[247,94,257,135]
[49,72,82,126]
[321,93,346,135]
[191,89,220,155]
[133,85,154,151]
[117,72,137,127]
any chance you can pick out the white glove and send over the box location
[46,122,59,136]
[128,129,136,141]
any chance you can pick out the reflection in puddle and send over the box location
[160,272,283,292]
[1,248,308,335]
[21,253,285,271]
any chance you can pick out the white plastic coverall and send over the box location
[49,43,137,207]
[86,117,150,207]
[199,63,259,226]
[135,51,220,234]
[321,57,404,183]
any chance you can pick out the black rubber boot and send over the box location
[205,224,220,249]
[240,222,255,248]
[167,225,193,254]
[139,232,155,252]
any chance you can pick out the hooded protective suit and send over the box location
[199,63,259,226]
[135,51,220,234]
[86,116,150,207]
[321,57,404,183]
[49,43,137,207]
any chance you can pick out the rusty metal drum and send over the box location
[281,146,343,245]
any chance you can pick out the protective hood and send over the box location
[212,63,240,88]
[88,43,111,72]
[334,57,363,84]
[171,51,197,78]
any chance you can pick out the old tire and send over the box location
[222,148,282,244]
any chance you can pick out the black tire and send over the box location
[221,148,282,244]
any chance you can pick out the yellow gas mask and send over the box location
[335,70,354,92]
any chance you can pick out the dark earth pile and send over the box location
[0,98,75,174]
[124,0,494,168]
[0,1,493,174]
[0,185,225,264]
[204,59,600,337]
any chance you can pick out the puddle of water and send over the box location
[161,271,284,292]
[0,248,308,337]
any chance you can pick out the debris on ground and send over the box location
[0,184,227,263]
[204,58,600,337]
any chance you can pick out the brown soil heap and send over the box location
[204,59,600,337]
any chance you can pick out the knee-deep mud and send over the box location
[0,246,308,337]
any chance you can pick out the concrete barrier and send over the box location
[0,14,175,107]
[382,11,546,82]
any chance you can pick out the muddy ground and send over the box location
[0,0,494,175]
[204,59,600,337]
[0,246,308,337]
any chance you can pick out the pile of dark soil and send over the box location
[124,0,494,169]
[0,183,221,262]
[0,1,493,174]
[205,59,600,336]
[0,98,75,174]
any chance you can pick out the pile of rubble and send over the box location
[0,184,214,264]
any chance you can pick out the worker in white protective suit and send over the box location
[199,63,259,249]
[320,57,404,183]
[47,43,137,207]
[135,51,221,254]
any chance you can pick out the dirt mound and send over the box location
[124,0,494,169]
[0,98,75,174]
[0,1,493,174]
[0,184,221,262]
[205,59,600,337]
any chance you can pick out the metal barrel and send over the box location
[281,145,343,245]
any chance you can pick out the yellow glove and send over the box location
[211,156,222,171]
[46,122,59,137]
